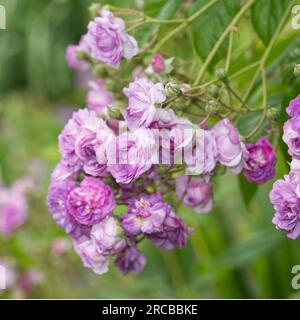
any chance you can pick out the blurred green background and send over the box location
[1,0,300,298]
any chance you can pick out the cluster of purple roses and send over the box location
[47,9,278,276]
[270,95,300,239]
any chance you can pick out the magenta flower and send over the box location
[87,79,114,114]
[85,10,138,68]
[269,172,300,239]
[124,78,166,129]
[73,235,109,275]
[146,53,165,74]
[212,118,247,173]
[0,178,33,235]
[175,175,213,213]
[115,244,146,275]
[243,136,276,184]
[122,193,170,237]
[91,216,126,254]
[283,116,300,158]
[66,177,115,226]
[147,210,193,250]
[287,94,300,117]
[107,128,155,184]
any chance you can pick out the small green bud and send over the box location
[215,67,228,82]
[165,81,181,97]
[294,64,300,76]
[89,3,102,18]
[207,84,220,98]
[108,104,123,120]
[266,107,279,121]
[205,100,219,114]
[214,163,227,176]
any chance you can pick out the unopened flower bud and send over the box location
[165,81,181,97]
[294,64,300,76]
[267,107,279,121]
[108,104,123,120]
[89,4,102,18]
[205,100,219,114]
[215,67,228,82]
[207,84,220,98]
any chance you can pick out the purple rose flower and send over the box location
[283,116,300,158]
[65,45,89,71]
[107,128,155,184]
[73,235,109,275]
[122,193,170,237]
[243,136,276,184]
[0,179,32,235]
[59,109,114,176]
[85,10,138,68]
[67,176,115,226]
[185,129,217,174]
[287,94,300,117]
[115,244,146,275]
[212,118,247,173]
[147,210,193,250]
[87,79,114,114]
[270,172,300,239]
[91,216,126,254]
[47,178,87,238]
[175,175,213,213]
[124,78,166,129]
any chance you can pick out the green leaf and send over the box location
[239,174,258,208]
[136,0,184,46]
[189,0,240,69]
[251,0,292,46]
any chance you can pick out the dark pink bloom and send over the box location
[243,136,276,184]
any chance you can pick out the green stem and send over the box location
[242,0,296,103]
[245,67,267,140]
[225,30,234,72]
[193,0,256,86]
[153,0,219,52]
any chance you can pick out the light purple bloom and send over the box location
[243,136,276,184]
[147,210,193,250]
[283,116,300,158]
[85,10,138,68]
[270,172,300,239]
[107,128,156,184]
[65,45,89,71]
[87,79,114,114]
[59,109,114,176]
[0,178,33,235]
[122,193,170,237]
[287,94,300,117]
[67,176,115,226]
[73,235,109,275]
[176,175,213,213]
[115,244,146,275]
[212,118,247,173]
[47,178,87,238]
[185,129,217,174]
[91,216,126,254]
[124,78,166,129]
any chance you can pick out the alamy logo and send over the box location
[292,5,300,29]
[291,265,300,290]
[0,265,6,290]
[0,5,6,29]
